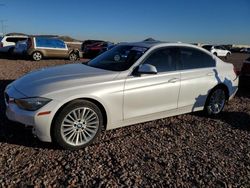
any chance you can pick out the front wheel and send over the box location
[204,88,226,115]
[52,100,103,150]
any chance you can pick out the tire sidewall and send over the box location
[52,100,103,150]
[69,53,77,61]
[205,87,226,116]
[32,51,42,61]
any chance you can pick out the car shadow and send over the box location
[218,111,250,131]
[194,110,250,132]
[0,52,28,60]
[0,79,57,149]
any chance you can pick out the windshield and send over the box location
[87,45,148,71]
[0,36,3,41]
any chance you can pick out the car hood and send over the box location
[13,63,120,97]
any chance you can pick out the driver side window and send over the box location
[143,48,177,73]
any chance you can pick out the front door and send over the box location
[123,47,181,120]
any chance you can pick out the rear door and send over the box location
[124,47,181,119]
[51,39,69,58]
[178,47,217,110]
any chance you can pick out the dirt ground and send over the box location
[0,53,249,187]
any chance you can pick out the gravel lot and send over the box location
[0,53,249,187]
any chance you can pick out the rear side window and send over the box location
[51,39,66,48]
[143,48,178,72]
[35,37,66,49]
[180,47,215,70]
[202,45,212,51]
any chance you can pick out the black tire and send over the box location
[69,52,78,61]
[213,52,217,56]
[8,47,14,58]
[52,100,103,150]
[204,87,226,116]
[225,53,230,60]
[32,51,43,61]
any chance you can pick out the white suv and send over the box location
[202,45,231,58]
[0,35,28,53]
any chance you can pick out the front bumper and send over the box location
[4,85,59,142]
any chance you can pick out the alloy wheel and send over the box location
[207,88,226,114]
[60,107,99,146]
[33,52,42,61]
[69,53,77,61]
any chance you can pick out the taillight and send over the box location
[233,66,237,75]
[233,65,240,76]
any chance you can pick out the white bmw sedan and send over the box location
[5,42,238,150]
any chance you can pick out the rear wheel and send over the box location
[213,52,217,56]
[52,100,103,150]
[69,53,78,61]
[204,87,226,115]
[32,51,43,61]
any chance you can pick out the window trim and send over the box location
[136,46,180,75]
[33,37,68,50]
[178,46,216,71]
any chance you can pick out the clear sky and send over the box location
[0,0,249,44]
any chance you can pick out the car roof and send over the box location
[119,41,200,49]
[4,35,28,38]
[119,41,164,48]
[202,44,213,47]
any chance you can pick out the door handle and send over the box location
[207,72,215,76]
[168,78,179,83]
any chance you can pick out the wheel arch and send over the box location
[69,49,80,56]
[202,83,230,115]
[208,83,230,101]
[50,97,108,138]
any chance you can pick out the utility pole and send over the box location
[0,3,6,36]
[0,20,7,35]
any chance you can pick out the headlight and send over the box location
[15,97,52,111]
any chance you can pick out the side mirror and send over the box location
[137,64,157,74]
